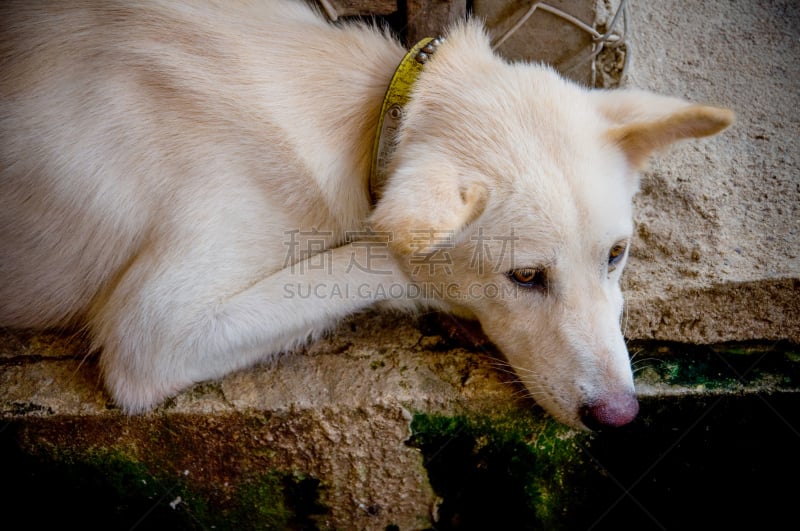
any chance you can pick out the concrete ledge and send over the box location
[2,322,798,528]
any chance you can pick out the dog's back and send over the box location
[0,0,399,328]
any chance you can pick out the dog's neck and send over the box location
[369,36,444,206]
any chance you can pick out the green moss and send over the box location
[661,356,736,389]
[82,447,160,497]
[408,412,588,530]
[1,429,326,531]
[234,473,293,528]
[31,444,164,501]
[220,472,325,530]
[1,442,197,529]
[410,387,800,529]
[631,341,800,390]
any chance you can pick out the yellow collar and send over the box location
[369,36,443,206]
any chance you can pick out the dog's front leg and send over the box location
[99,242,412,412]
[209,242,411,357]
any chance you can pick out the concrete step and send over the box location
[2,315,798,529]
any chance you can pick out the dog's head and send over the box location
[370,24,734,430]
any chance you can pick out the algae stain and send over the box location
[228,472,326,530]
[408,412,588,530]
[3,430,326,531]
[235,474,294,529]
[2,443,197,529]
[632,341,800,390]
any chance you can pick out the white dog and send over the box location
[0,0,733,429]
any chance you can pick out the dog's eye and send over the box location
[608,241,628,271]
[508,268,547,290]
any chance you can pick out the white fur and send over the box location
[0,0,732,428]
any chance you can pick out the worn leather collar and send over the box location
[369,36,443,206]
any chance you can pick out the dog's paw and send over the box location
[101,359,189,414]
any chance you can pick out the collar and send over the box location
[369,36,444,206]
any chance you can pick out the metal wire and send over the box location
[318,0,339,21]
[491,0,630,82]
[317,0,631,84]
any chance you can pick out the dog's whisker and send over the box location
[632,357,666,369]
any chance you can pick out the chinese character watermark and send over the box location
[283,228,333,273]
[470,227,518,274]
[344,227,393,275]
[409,229,455,275]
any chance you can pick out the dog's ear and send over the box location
[593,90,735,168]
[369,161,488,256]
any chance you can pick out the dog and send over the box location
[0,0,733,429]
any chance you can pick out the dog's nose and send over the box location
[579,391,639,431]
